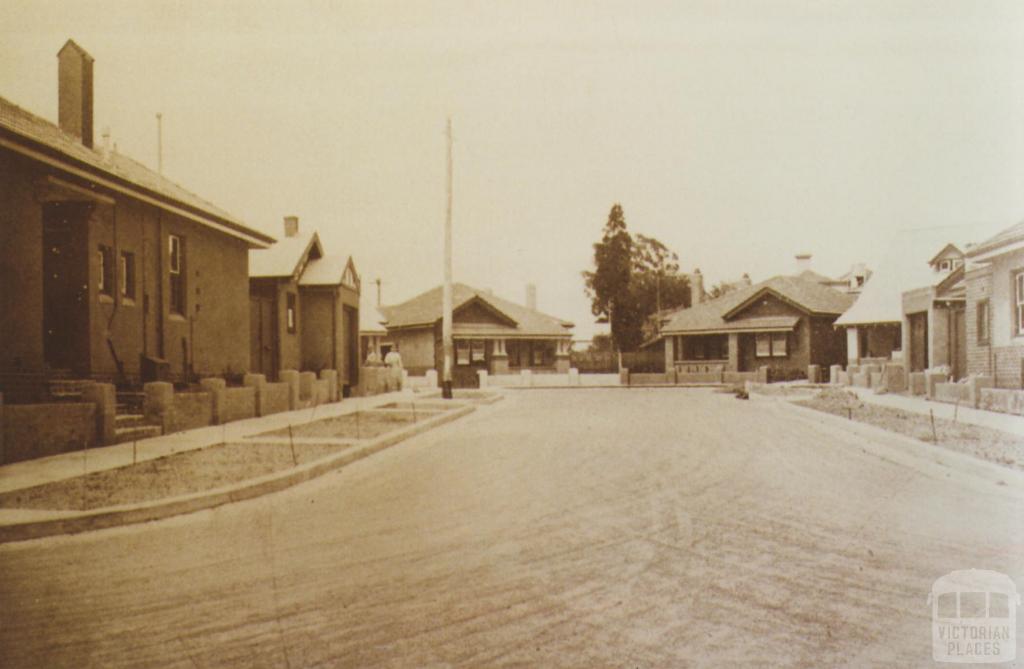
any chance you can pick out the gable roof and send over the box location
[967,220,1024,259]
[381,283,574,337]
[927,243,964,266]
[0,95,273,248]
[299,254,358,289]
[249,231,322,279]
[836,226,982,327]
[661,275,855,335]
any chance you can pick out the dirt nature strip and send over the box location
[255,410,433,440]
[0,442,352,511]
[795,389,1024,471]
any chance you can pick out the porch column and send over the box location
[664,336,675,375]
[491,338,509,375]
[727,333,739,372]
[846,327,859,365]
[554,338,570,374]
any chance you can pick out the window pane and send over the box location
[772,333,787,357]
[471,340,485,362]
[989,592,1009,618]
[456,340,470,365]
[960,592,986,618]
[937,592,957,618]
[756,333,770,357]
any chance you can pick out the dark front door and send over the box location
[908,312,928,372]
[344,304,359,386]
[249,295,277,378]
[42,202,92,373]
[951,307,966,380]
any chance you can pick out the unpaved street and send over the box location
[1,389,1022,667]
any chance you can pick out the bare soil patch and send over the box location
[795,388,1024,471]
[256,410,423,440]
[0,441,349,511]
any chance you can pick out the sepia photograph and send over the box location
[0,1,1022,666]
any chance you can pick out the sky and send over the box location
[3,1,1023,339]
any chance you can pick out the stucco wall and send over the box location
[300,288,335,372]
[388,327,436,374]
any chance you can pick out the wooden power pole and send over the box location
[442,118,454,399]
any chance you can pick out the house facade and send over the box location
[899,244,968,379]
[248,216,361,391]
[381,283,574,387]
[965,221,1024,388]
[659,275,853,380]
[0,41,274,397]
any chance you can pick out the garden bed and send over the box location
[255,410,425,440]
[795,389,1024,471]
[0,441,350,511]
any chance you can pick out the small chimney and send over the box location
[283,215,299,238]
[525,283,537,311]
[795,253,812,274]
[741,273,752,286]
[57,39,94,148]
[690,269,704,306]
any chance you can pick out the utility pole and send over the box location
[156,112,163,174]
[442,118,454,399]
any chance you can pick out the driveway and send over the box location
[1,388,1022,667]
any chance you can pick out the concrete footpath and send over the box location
[0,388,449,496]
[845,386,1024,435]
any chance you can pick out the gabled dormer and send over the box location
[928,243,965,274]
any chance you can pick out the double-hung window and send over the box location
[169,235,185,315]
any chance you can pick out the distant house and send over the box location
[360,296,390,363]
[835,227,976,367]
[381,283,574,387]
[659,274,854,380]
[900,244,968,379]
[965,221,1024,388]
[0,40,274,396]
[248,216,360,391]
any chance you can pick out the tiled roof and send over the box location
[967,221,1024,258]
[381,283,573,337]
[0,95,273,247]
[249,232,321,278]
[662,275,855,335]
[836,226,980,327]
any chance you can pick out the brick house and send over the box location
[659,275,854,380]
[381,283,574,387]
[899,244,968,379]
[965,221,1024,388]
[249,216,361,391]
[0,40,274,397]
[835,227,974,368]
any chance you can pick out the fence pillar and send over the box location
[199,377,227,424]
[279,370,300,410]
[143,382,174,434]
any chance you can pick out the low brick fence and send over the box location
[979,388,1024,416]
[358,366,404,396]
[1,399,98,464]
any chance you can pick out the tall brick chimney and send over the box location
[525,283,537,311]
[57,39,94,148]
[690,269,704,306]
[283,215,299,238]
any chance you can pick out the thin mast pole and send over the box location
[442,118,454,398]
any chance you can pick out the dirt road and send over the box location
[1,389,1022,667]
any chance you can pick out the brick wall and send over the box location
[2,402,97,464]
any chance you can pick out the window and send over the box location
[456,340,470,365]
[756,332,788,357]
[939,259,951,272]
[771,333,787,357]
[471,340,486,362]
[755,333,771,357]
[532,343,546,366]
[286,293,297,334]
[120,251,136,300]
[1016,272,1024,335]
[168,235,185,315]
[97,245,113,297]
[977,299,990,345]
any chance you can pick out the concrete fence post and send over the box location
[279,370,300,410]
[243,373,267,416]
[425,369,438,388]
[757,366,770,384]
[298,372,316,402]
[807,364,821,384]
[619,367,630,386]
[477,370,488,388]
[199,377,227,424]
[829,364,843,385]
[143,381,174,434]
[81,382,116,445]
[925,371,946,400]
[319,369,339,402]
[968,375,994,409]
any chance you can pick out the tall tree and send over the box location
[583,204,636,351]
[584,206,690,351]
